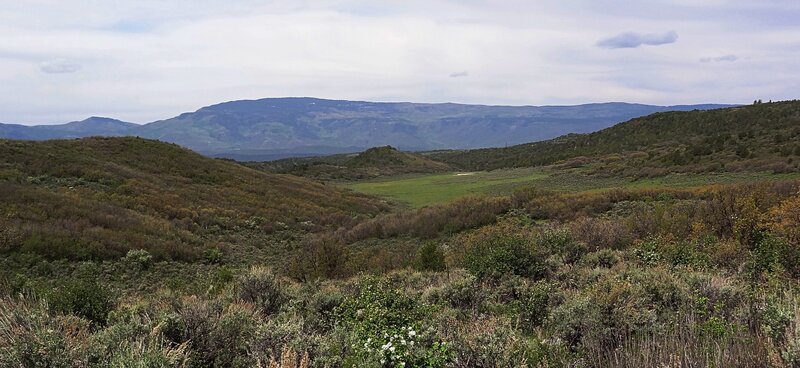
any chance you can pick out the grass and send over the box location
[344,168,800,208]
[344,168,549,208]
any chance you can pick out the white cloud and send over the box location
[597,31,678,49]
[39,58,81,74]
[700,54,739,63]
[0,1,798,124]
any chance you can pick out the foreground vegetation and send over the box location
[3,174,800,366]
[4,102,800,367]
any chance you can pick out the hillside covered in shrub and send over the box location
[0,137,387,261]
[431,100,800,175]
[247,145,451,181]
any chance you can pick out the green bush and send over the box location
[48,279,115,325]
[463,231,548,280]
[414,242,447,272]
[123,249,154,270]
[334,277,450,368]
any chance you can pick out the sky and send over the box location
[1,0,799,125]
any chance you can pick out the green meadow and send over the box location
[344,168,549,208]
[345,169,800,208]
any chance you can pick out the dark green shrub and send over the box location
[204,248,223,264]
[414,242,447,272]
[48,279,114,325]
[463,231,548,280]
[581,249,620,268]
[537,227,586,264]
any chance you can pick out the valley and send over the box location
[2,101,800,367]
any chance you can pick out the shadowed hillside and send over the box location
[0,137,388,261]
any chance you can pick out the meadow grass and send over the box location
[344,168,800,208]
[344,168,549,208]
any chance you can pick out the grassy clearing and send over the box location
[344,168,549,208]
[344,168,800,208]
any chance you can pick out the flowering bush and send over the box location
[335,278,451,367]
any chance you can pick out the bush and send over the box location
[515,281,551,333]
[414,242,447,272]
[237,267,288,316]
[440,316,542,368]
[462,225,549,280]
[334,277,451,367]
[123,249,154,270]
[0,298,91,368]
[48,279,115,325]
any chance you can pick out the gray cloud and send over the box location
[449,71,469,78]
[39,59,81,74]
[597,31,678,49]
[700,54,738,63]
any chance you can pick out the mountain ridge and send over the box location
[0,97,737,159]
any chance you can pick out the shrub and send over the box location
[204,248,224,264]
[123,249,154,270]
[334,277,451,367]
[48,278,115,325]
[515,281,551,333]
[536,227,586,264]
[237,267,288,317]
[440,316,541,368]
[462,225,549,280]
[569,217,632,251]
[0,298,91,368]
[581,249,620,268]
[414,242,447,272]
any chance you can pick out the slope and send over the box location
[0,137,387,261]
[430,100,800,175]
[247,145,451,181]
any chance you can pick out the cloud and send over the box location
[597,31,678,49]
[39,58,81,74]
[449,71,469,78]
[700,54,738,63]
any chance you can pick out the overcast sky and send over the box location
[2,0,799,124]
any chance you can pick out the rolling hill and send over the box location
[429,100,800,175]
[0,137,387,261]
[247,145,451,180]
[0,98,733,159]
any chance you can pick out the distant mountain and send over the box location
[0,98,736,159]
[0,116,136,140]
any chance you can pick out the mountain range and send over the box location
[0,97,735,160]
